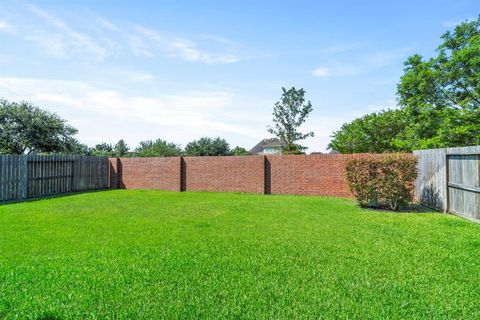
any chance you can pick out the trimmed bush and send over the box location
[345,154,417,210]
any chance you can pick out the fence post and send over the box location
[19,155,28,200]
[445,151,449,213]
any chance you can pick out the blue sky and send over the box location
[0,0,479,152]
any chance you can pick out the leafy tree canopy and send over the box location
[328,109,408,153]
[113,139,129,157]
[396,16,480,149]
[68,141,93,156]
[330,17,480,153]
[91,143,113,157]
[184,137,230,156]
[268,87,314,154]
[230,146,251,156]
[135,139,181,157]
[0,99,78,154]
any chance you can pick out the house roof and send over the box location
[249,138,285,153]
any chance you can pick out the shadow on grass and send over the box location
[37,315,63,320]
[0,188,112,206]
[361,203,438,214]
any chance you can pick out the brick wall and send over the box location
[109,154,375,197]
[183,156,264,193]
[266,154,370,197]
[115,157,181,191]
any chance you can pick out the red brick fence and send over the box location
[109,154,372,197]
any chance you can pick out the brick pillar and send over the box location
[180,157,186,191]
[109,157,121,189]
[264,155,271,194]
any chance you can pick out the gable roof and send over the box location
[249,138,285,153]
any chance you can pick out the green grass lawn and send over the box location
[1,190,480,319]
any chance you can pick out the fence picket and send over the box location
[0,154,109,204]
[415,145,480,222]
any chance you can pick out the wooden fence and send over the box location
[0,155,109,203]
[414,146,480,222]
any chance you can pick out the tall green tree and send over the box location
[328,109,408,153]
[135,139,181,157]
[329,17,480,153]
[397,16,480,149]
[268,87,314,154]
[184,137,230,156]
[113,139,129,157]
[0,99,78,154]
[91,143,113,157]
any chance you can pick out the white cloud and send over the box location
[135,25,242,64]
[0,77,265,147]
[112,69,155,83]
[130,72,155,83]
[312,67,330,77]
[97,17,121,32]
[312,62,361,77]
[27,5,109,61]
[90,17,247,63]
[125,34,155,58]
[93,17,156,58]
[199,34,233,44]
[0,20,16,34]
[0,6,110,61]
[0,4,250,64]
[0,21,9,30]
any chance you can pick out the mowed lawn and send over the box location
[1,191,480,319]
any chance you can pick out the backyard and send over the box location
[1,190,480,319]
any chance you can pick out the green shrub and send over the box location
[345,154,417,210]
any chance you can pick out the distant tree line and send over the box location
[1,82,316,157]
[84,137,251,157]
[0,98,251,157]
